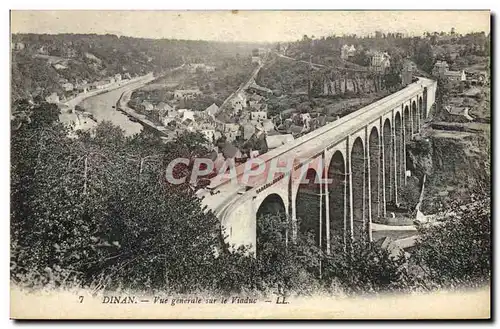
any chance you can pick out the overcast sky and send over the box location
[11,10,490,43]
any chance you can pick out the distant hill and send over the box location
[11,33,270,101]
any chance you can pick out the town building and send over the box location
[432,61,450,77]
[231,93,247,113]
[445,105,473,122]
[61,82,74,92]
[370,51,391,72]
[340,45,356,60]
[251,111,267,121]
[204,103,220,118]
[224,123,241,142]
[186,63,216,73]
[45,92,60,104]
[201,129,216,144]
[444,70,467,82]
[174,89,202,100]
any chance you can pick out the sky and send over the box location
[11,10,490,43]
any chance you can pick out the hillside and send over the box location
[11,33,267,101]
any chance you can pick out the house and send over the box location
[224,123,241,142]
[13,42,25,51]
[261,119,275,133]
[37,46,48,55]
[265,134,294,150]
[445,70,466,82]
[53,63,67,70]
[201,129,216,144]
[251,56,261,64]
[64,48,77,58]
[341,45,356,60]
[251,111,267,121]
[299,113,312,129]
[247,79,273,96]
[61,82,74,92]
[178,109,195,123]
[141,100,154,113]
[432,61,450,77]
[445,105,473,121]
[231,93,247,113]
[76,84,90,94]
[204,103,220,118]
[93,81,107,90]
[370,51,391,72]
[174,89,202,100]
[241,123,256,140]
[157,102,176,118]
[45,92,60,104]
[114,74,122,82]
[186,63,216,73]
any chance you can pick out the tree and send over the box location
[413,40,434,73]
[413,198,491,288]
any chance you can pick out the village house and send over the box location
[53,63,68,70]
[251,111,267,122]
[247,79,273,96]
[174,89,202,100]
[445,105,474,122]
[299,113,312,130]
[370,51,391,72]
[37,46,48,55]
[157,102,176,118]
[13,42,25,51]
[340,44,356,60]
[45,92,60,104]
[231,93,247,113]
[114,74,122,82]
[445,70,467,82]
[240,123,256,141]
[251,56,261,65]
[177,109,196,123]
[201,129,216,145]
[224,123,241,142]
[61,82,74,92]
[261,119,276,133]
[141,101,154,115]
[186,63,216,73]
[432,61,450,77]
[76,84,90,94]
[204,103,220,118]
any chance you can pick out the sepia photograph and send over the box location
[8,9,491,320]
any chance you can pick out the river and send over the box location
[78,80,147,136]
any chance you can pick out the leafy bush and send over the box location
[322,239,414,294]
[412,198,491,288]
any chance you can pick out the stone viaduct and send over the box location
[198,77,437,254]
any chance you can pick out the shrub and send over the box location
[412,197,491,288]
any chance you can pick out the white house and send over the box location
[340,44,356,60]
[251,111,267,121]
[45,92,60,104]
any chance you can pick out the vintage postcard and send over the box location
[10,10,491,319]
